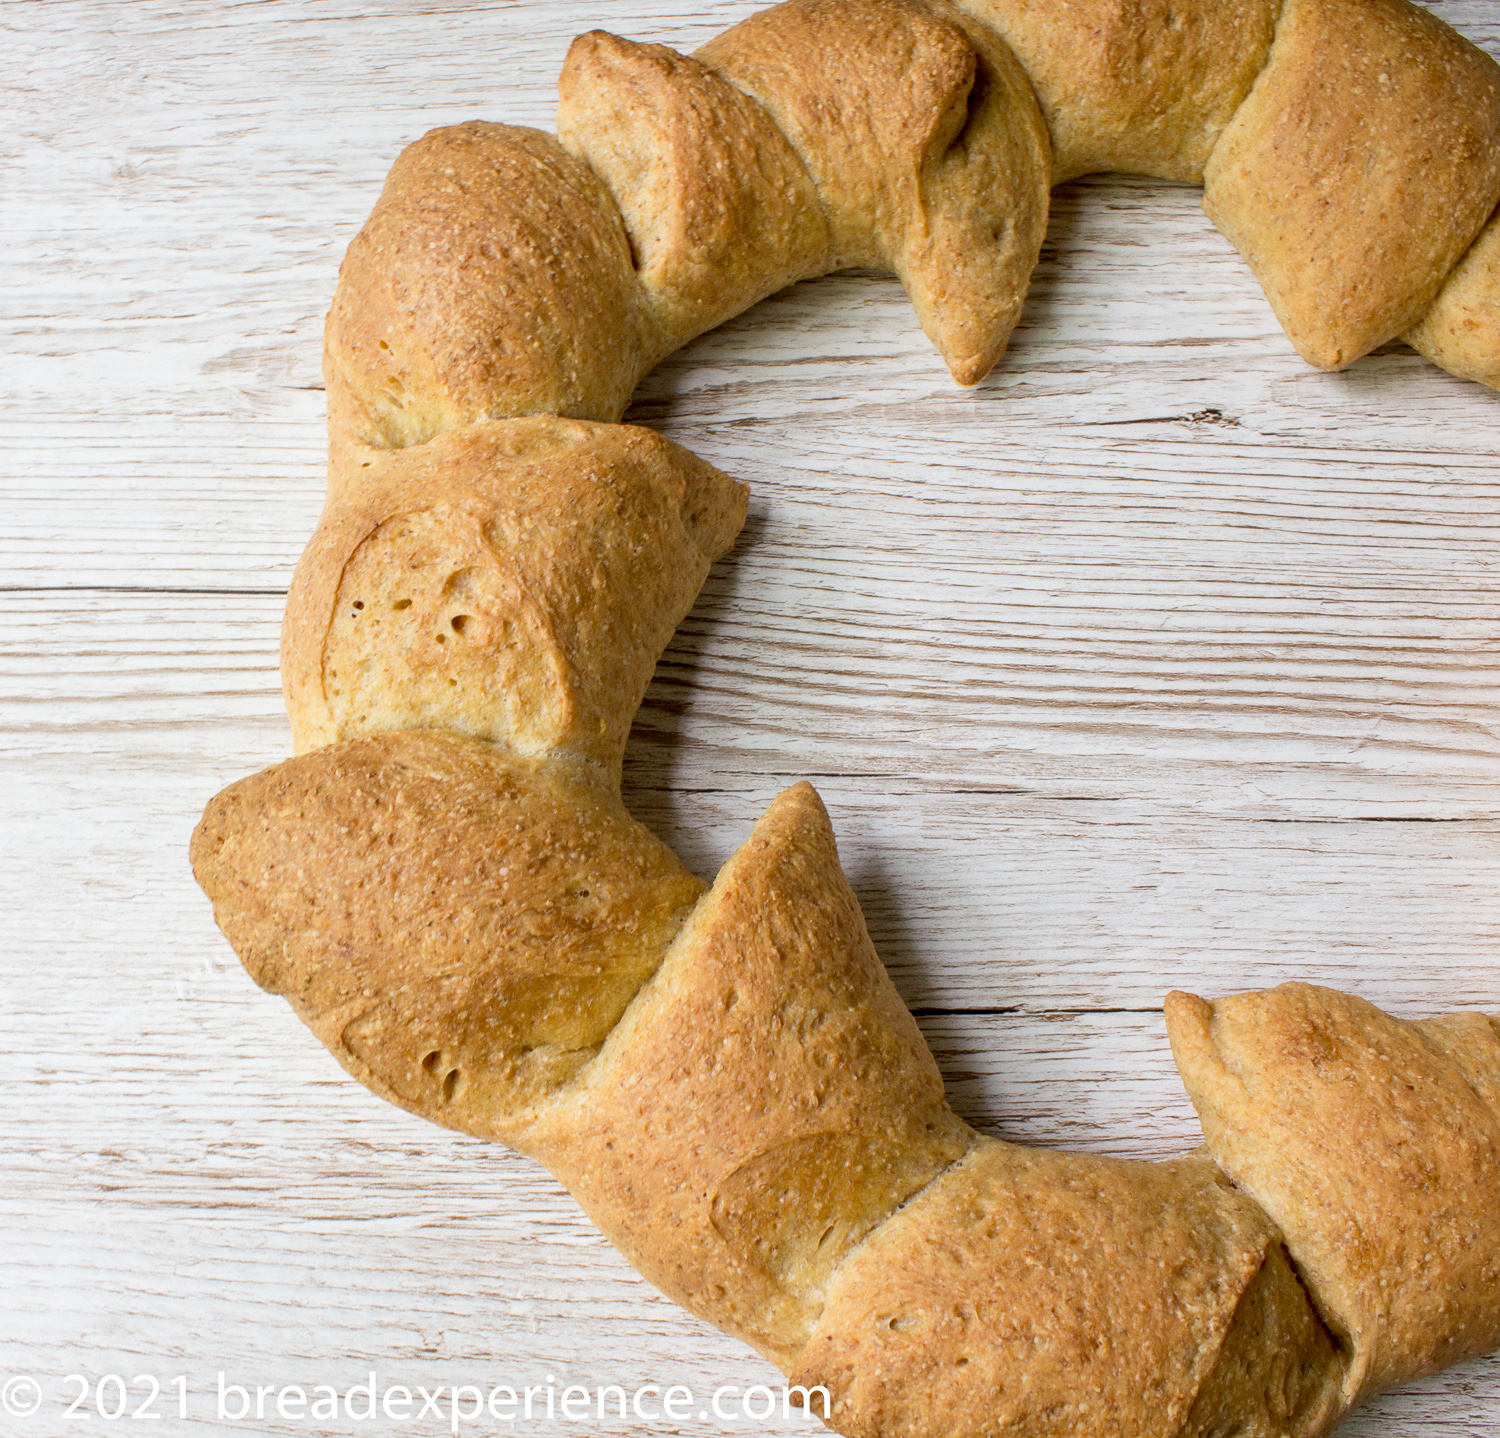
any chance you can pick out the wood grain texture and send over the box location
[4,1,1500,1433]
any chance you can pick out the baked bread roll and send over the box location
[953,0,1281,184]
[1408,212,1500,388]
[190,730,705,1145]
[323,122,650,451]
[192,0,1500,1433]
[1201,0,1500,370]
[284,416,746,775]
[531,782,971,1369]
[694,0,1051,385]
[792,1142,1345,1438]
[1167,983,1500,1406]
[556,30,833,358]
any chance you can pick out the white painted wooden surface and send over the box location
[5,0,1500,1433]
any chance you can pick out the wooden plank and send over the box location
[5,606,1499,1014]
[7,208,1500,588]
[7,569,1500,809]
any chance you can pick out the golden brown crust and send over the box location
[1203,0,1500,370]
[188,730,706,1148]
[557,31,833,356]
[282,417,747,775]
[955,0,1281,184]
[698,0,973,271]
[697,0,1050,385]
[905,1,1053,385]
[1416,1009,1500,1113]
[1407,206,1500,391]
[1179,1241,1346,1438]
[532,783,971,1367]
[792,1138,1309,1438]
[1166,983,1500,1405]
[323,122,651,453]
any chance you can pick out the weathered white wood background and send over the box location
[5,0,1500,1433]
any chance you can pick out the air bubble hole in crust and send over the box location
[443,1067,463,1101]
[393,598,412,610]
[442,568,474,599]
[450,614,471,634]
[421,1050,442,1073]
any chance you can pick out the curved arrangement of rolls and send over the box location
[191,1,1500,1433]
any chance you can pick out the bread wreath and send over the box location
[191,2,1500,1434]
